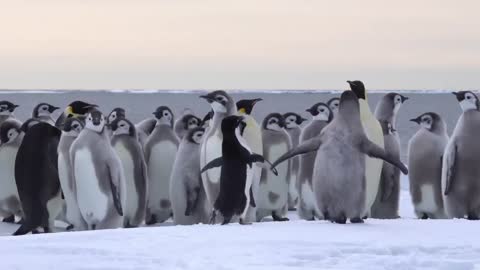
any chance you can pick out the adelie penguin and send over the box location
[58,118,88,231]
[144,106,179,224]
[32,103,60,126]
[170,127,210,225]
[347,80,384,217]
[0,120,24,223]
[409,112,448,219]
[283,112,307,210]
[271,91,408,224]
[111,117,148,228]
[70,109,126,230]
[237,98,263,222]
[13,121,63,235]
[201,115,278,225]
[256,113,292,222]
[0,101,20,127]
[297,102,333,220]
[199,91,237,222]
[442,91,480,219]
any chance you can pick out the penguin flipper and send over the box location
[271,137,322,169]
[249,187,256,207]
[444,144,457,196]
[360,139,408,175]
[201,157,223,173]
[106,163,124,216]
[250,154,278,176]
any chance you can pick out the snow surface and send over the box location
[1,187,479,270]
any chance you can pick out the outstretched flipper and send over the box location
[249,154,278,176]
[107,163,123,216]
[360,139,408,175]
[444,144,457,196]
[201,157,223,173]
[271,137,322,169]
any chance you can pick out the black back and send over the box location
[14,123,62,235]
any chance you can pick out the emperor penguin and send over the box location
[32,103,60,126]
[144,106,179,224]
[256,113,292,222]
[57,117,87,231]
[271,91,408,224]
[283,112,307,210]
[14,121,63,235]
[236,98,263,222]
[108,108,126,125]
[201,115,278,225]
[174,112,201,140]
[409,112,448,219]
[0,101,19,127]
[297,102,333,220]
[347,80,385,217]
[0,120,24,223]
[327,97,340,116]
[199,91,237,220]
[55,101,97,128]
[170,127,209,225]
[111,118,148,228]
[442,91,480,219]
[374,93,408,128]
[70,109,126,230]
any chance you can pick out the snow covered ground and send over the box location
[0,188,479,270]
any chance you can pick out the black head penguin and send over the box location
[374,93,408,128]
[55,101,97,128]
[236,98,262,115]
[200,90,237,115]
[144,105,179,225]
[326,97,340,116]
[452,91,480,112]
[256,113,292,222]
[174,113,201,140]
[0,101,19,126]
[201,115,277,225]
[306,102,333,122]
[32,103,60,126]
[108,108,126,125]
[14,122,62,235]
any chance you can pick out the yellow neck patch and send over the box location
[238,108,246,114]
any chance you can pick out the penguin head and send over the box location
[0,101,19,116]
[221,115,244,134]
[236,98,262,115]
[108,108,126,124]
[452,91,479,112]
[153,106,174,127]
[283,112,307,129]
[200,90,235,114]
[410,112,444,132]
[182,114,201,130]
[201,110,214,128]
[306,102,333,122]
[0,120,21,145]
[56,101,97,128]
[339,90,360,116]
[263,113,285,131]
[33,103,60,118]
[111,118,135,137]
[384,93,409,114]
[187,127,205,144]
[347,80,366,100]
[62,117,84,137]
[327,97,340,115]
[85,109,106,133]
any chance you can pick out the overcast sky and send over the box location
[0,0,479,90]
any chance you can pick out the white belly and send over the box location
[204,134,223,185]
[74,148,109,224]
[115,143,139,219]
[361,113,384,212]
[58,153,84,226]
[0,147,20,201]
[300,181,316,211]
[148,141,177,208]
[416,184,438,213]
[258,143,289,210]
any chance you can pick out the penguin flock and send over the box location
[0,81,479,235]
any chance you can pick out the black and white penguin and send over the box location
[174,112,201,140]
[32,103,60,126]
[201,115,277,225]
[108,108,126,125]
[13,121,63,235]
[55,101,97,128]
[0,101,20,127]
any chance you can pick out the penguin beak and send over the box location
[252,98,263,105]
[300,117,308,123]
[410,117,421,124]
[50,106,60,113]
[346,80,354,86]
[401,96,409,102]
[199,94,215,103]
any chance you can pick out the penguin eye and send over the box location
[319,108,325,112]
[216,96,223,101]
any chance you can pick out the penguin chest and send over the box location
[0,147,19,200]
[114,143,138,216]
[205,134,223,184]
[74,148,109,220]
[148,140,177,199]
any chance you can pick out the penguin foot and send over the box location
[239,218,252,225]
[333,215,347,224]
[31,229,40,234]
[272,213,289,222]
[350,217,364,224]
[421,213,428,220]
[2,215,15,223]
[221,216,232,225]
[362,215,368,220]
[467,213,479,220]
[66,224,74,231]
[145,215,157,225]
